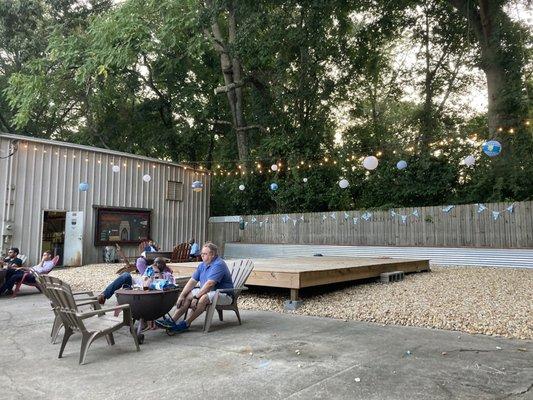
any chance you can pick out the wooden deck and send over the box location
[169,256,430,300]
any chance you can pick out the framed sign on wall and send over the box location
[94,207,151,246]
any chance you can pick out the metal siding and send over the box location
[224,243,533,269]
[0,135,209,265]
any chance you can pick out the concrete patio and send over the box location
[1,291,531,400]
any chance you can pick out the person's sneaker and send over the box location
[155,317,176,329]
[168,320,189,333]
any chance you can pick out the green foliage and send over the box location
[1,0,531,216]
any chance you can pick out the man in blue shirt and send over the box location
[156,242,233,332]
[189,238,200,260]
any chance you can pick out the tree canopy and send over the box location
[1,0,531,215]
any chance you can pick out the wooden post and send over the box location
[290,289,299,301]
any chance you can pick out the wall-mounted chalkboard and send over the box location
[94,207,151,246]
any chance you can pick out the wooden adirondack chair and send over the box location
[12,255,59,298]
[115,244,137,274]
[45,279,140,364]
[202,259,254,333]
[171,242,191,262]
[38,275,101,344]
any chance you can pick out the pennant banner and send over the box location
[442,205,455,213]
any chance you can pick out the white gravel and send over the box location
[51,264,532,340]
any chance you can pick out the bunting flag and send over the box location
[292,219,297,226]
[506,204,515,213]
[322,214,327,221]
[401,215,408,224]
[442,205,455,213]
[259,221,263,227]
[244,222,249,227]
[390,210,397,217]
[251,216,257,223]
[476,203,487,213]
[412,210,419,218]
[330,213,337,220]
[344,212,349,220]
[361,212,373,221]
[492,211,500,220]
[281,215,290,223]
[300,215,305,221]
[265,217,269,223]
[353,217,359,224]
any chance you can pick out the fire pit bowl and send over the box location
[115,288,181,321]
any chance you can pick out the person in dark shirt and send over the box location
[0,247,23,293]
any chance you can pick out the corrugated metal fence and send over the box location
[208,201,533,249]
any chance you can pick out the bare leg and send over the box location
[185,294,209,326]
[170,291,194,321]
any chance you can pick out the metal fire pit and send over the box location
[115,288,181,343]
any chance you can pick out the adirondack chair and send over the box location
[202,259,254,333]
[38,275,101,344]
[115,244,137,274]
[171,242,191,262]
[12,255,59,298]
[44,279,140,365]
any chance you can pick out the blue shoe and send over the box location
[155,317,175,329]
[168,320,189,333]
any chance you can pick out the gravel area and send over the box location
[50,264,532,340]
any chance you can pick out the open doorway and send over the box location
[42,211,65,266]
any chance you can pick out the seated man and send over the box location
[0,247,23,287]
[0,250,54,296]
[156,242,233,333]
[143,239,159,253]
[97,257,173,304]
[189,238,200,261]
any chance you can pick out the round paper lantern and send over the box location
[463,155,476,167]
[270,183,278,191]
[303,177,308,183]
[238,184,245,191]
[112,165,120,173]
[191,180,203,192]
[78,182,89,192]
[396,160,408,170]
[271,164,278,172]
[363,156,379,170]
[482,140,502,157]
[339,179,349,189]
[142,174,152,182]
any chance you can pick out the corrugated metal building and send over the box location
[0,133,210,266]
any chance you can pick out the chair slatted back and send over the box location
[45,283,85,332]
[171,243,191,262]
[229,259,254,288]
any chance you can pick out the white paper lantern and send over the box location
[112,165,120,173]
[463,155,476,167]
[339,179,349,189]
[363,156,379,170]
[238,184,245,191]
[142,174,152,182]
[271,164,278,172]
[303,177,308,183]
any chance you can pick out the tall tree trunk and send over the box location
[448,0,525,135]
[204,0,248,167]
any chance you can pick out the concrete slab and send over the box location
[1,293,531,400]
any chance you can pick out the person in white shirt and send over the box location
[0,250,55,296]
[189,238,200,260]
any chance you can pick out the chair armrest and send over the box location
[73,290,95,296]
[75,299,99,307]
[76,304,130,319]
[217,286,248,294]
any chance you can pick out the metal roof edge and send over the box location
[0,132,210,173]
